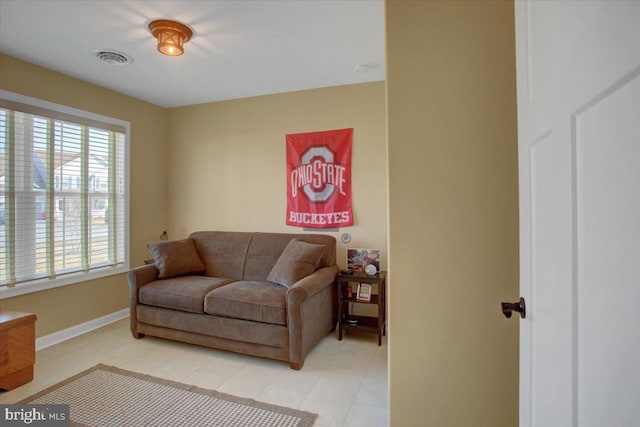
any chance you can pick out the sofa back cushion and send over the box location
[188,231,336,281]
[243,233,336,281]
[190,231,253,280]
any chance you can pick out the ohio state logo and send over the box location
[290,146,347,202]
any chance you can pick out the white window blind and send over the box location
[0,91,128,294]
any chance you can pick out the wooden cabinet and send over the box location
[337,271,386,346]
[0,311,37,390]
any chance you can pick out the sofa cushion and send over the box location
[204,281,288,326]
[147,238,206,279]
[266,240,325,288]
[243,233,336,281]
[139,276,233,314]
[190,231,253,280]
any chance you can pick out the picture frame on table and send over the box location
[356,283,372,302]
[346,248,380,273]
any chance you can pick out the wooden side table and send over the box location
[0,310,37,390]
[338,271,386,345]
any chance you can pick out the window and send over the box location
[0,90,129,298]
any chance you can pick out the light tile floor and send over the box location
[0,319,388,427]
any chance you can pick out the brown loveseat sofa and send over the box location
[128,231,339,369]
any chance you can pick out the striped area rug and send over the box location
[22,364,317,427]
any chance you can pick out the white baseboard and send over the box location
[36,308,129,351]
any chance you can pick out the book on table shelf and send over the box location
[356,283,372,302]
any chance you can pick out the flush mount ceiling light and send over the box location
[148,19,193,56]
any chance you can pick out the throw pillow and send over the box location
[267,239,326,288]
[147,238,206,279]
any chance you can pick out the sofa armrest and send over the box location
[287,265,339,303]
[286,265,339,369]
[127,264,159,338]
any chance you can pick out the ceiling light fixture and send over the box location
[148,19,193,56]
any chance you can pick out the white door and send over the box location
[515,1,640,426]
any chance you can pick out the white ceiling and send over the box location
[0,0,385,108]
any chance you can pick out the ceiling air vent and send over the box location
[94,50,132,65]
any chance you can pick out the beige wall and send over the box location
[0,54,169,337]
[386,1,519,426]
[166,82,388,271]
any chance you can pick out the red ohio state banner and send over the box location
[286,128,353,228]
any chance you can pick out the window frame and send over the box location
[0,90,130,299]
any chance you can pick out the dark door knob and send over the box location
[501,297,526,319]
